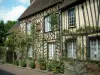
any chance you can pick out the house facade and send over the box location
[18,0,100,62]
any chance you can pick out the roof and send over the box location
[18,0,86,20]
[7,23,19,34]
[60,0,86,9]
[18,0,62,20]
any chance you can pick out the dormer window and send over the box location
[68,8,76,28]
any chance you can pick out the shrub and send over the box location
[29,61,35,69]
[47,60,53,71]
[47,60,64,74]
[0,60,5,64]
[29,57,32,60]
[20,60,26,67]
[59,62,64,74]
[14,60,19,66]
[38,58,46,70]
[52,61,60,74]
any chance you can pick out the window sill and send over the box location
[68,26,76,29]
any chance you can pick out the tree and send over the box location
[5,20,16,33]
[0,20,16,45]
[0,20,5,45]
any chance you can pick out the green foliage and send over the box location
[0,20,5,45]
[29,57,32,60]
[5,34,16,50]
[20,60,26,67]
[62,26,98,35]
[50,13,59,31]
[52,61,64,74]
[76,26,96,33]
[87,60,100,67]
[47,60,53,71]
[47,60,64,74]
[29,60,35,69]
[13,60,19,66]
[5,20,16,33]
[0,20,16,45]
[38,57,46,70]
[31,23,35,36]
[0,60,5,64]
[0,46,6,63]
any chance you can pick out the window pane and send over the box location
[27,23,31,34]
[90,40,98,60]
[67,40,76,58]
[68,8,75,27]
[45,16,51,32]
[48,43,55,59]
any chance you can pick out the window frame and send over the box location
[65,39,77,59]
[47,42,56,59]
[44,14,52,33]
[68,7,76,28]
[26,22,31,35]
[89,37,100,61]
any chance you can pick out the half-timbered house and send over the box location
[18,0,100,64]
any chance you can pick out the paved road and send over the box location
[0,64,52,75]
[0,69,14,75]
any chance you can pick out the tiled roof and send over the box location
[60,0,86,9]
[18,0,86,20]
[18,0,62,20]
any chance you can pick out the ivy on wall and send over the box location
[50,13,59,31]
[62,25,100,35]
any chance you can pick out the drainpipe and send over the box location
[58,0,63,58]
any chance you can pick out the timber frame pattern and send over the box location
[18,0,100,61]
[19,5,61,60]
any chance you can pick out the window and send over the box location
[27,23,31,34]
[44,15,51,32]
[48,43,55,59]
[36,23,41,31]
[68,8,76,27]
[90,39,100,61]
[28,46,33,57]
[67,40,76,58]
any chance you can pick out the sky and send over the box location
[0,0,30,23]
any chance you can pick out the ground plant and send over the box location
[29,60,35,69]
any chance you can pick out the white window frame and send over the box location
[48,43,55,59]
[27,22,31,35]
[44,15,51,32]
[67,40,76,59]
[68,8,76,27]
[90,39,100,61]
